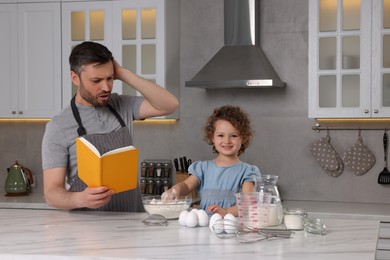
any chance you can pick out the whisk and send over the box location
[212,218,294,243]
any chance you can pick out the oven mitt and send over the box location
[309,135,344,177]
[325,152,344,177]
[343,134,376,176]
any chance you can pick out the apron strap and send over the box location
[71,95,86,136]
[70,95,126,136]
[106,103,126,127]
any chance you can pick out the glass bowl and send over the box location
[142,196,192,219]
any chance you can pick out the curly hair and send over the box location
[203,105,254,156]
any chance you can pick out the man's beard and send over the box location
[79,80,110,107]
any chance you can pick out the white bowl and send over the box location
[142,196,192,219]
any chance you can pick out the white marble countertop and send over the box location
[0,192,54,209]
[283,200,390,221]
[1,193,390,221]
[0,208,380,260]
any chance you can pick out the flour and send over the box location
[144,199,190,219]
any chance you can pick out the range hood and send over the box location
[185,0,286,89]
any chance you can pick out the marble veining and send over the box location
[0,208,379,260]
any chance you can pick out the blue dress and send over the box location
[188,160,261,211]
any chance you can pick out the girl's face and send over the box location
[212,119,242,157]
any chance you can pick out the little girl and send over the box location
[162,105,260,217]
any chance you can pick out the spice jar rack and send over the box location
[140,159,173,196]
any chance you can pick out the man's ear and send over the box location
[70,71,80,86]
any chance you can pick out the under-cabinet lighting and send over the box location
[0,118,177,124]
[134,119,177,124]
[0,119,50,123]
[317,118,390,123]
[314,118,390,131]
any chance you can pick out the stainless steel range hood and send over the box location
[185,0,285,89]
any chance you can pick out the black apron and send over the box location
[69,95,144,212]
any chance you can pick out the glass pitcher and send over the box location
[253,175,283,226]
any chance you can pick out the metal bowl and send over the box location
[142,196,192,219]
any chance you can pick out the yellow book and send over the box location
[76,137,138,193]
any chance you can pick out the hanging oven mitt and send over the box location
[343,132,376,176]
[308,134,344,177]
[325,151,344,177]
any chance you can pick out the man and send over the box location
[41,41,179,211]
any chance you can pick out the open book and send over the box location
[76,137,138,193]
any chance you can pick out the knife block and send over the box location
[175,172,198,199]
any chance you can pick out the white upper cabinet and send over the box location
[62,0,180,119]
[61,1,113,104]
[309,0,390,118]
[0,2,61,118]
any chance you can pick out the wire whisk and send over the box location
[212,218,294,243]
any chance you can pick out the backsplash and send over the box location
[0,122,46,193]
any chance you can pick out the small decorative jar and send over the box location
[283,208,307,230]
[303,217,327,235]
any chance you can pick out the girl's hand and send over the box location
[161,188,177,202]
[207,204,229,218]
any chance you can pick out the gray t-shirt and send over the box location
[41,93,144,186]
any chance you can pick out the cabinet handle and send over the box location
[364,109,369,114]
[19,111,23,115]
[12,111,16,115]
[374,109,379,113]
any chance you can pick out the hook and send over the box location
[315,122,321,133]
[326,128,330,142]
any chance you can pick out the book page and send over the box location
[103,145,136,157]
[78,137,101,156]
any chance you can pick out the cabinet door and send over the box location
[62,1,113,105]
[0,5,18,117]
[17,3,62,118]
[112,0,180,119]
[371,0,390,117]
[112,0,163,97]
[309,0,372,118]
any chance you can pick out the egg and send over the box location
[185,211,198,228]
[196,210,209,227]
[178,210,189,226]
[190,208,199,214]
[223,213,238,234]
[209,213,223,233]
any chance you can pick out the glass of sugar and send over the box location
[283,208,307,230]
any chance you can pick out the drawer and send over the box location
[376,249,390,260]
[379,222,390,238]
[376,222,390,260]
